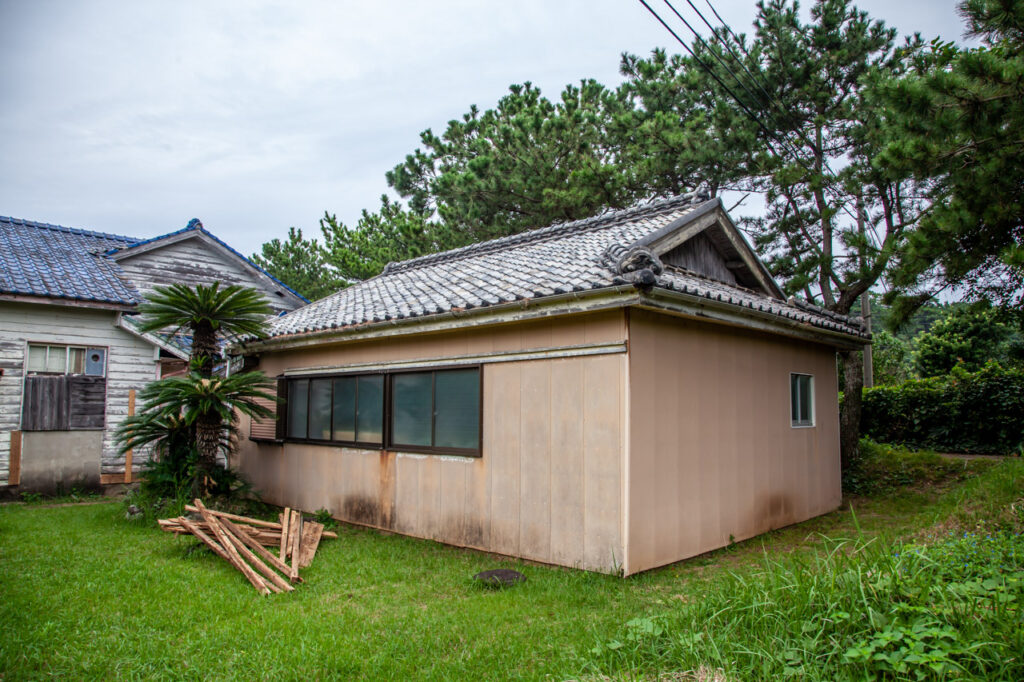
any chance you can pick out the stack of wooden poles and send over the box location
[159,499,337,595]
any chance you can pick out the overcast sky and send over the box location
[0,0,970,259]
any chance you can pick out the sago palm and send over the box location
[134,282,272,376]
[118,371,276,496]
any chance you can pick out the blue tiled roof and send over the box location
[0,216,142,305]
[1,215,309,308]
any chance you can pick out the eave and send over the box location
[235,285,642,354]
[0,292,137,312]
[116,315,190,360]
[237,282,866,356]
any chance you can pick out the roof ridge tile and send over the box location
[383,191,708,275]
[0,215,138,243]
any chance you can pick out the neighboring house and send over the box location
[234,193,868,575]
[0,216,307,494]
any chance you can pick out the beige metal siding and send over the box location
[235,310,626,572]
[625,308,841,575]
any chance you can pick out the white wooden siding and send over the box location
[0,302,159,482]
[0,336,25,483]
[116,236,303,313]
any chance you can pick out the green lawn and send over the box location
[1,453,1020,681]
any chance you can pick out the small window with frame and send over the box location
[26,344,106,376]
[790,373,814,427]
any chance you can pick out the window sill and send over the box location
[279,439,481,458]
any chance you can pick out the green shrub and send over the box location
[861,363,1024,454]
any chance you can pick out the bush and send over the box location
[861,363,1024,454]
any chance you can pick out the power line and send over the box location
[652,0,868,229]
[693,0,874,220]
[700,0,782,115]
[634,0,810,190]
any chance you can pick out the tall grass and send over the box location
[585,459,1024,681]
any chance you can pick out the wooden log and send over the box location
[177,517,232,564]
[184,505,283,530]
[298,521,325,569]
[280,508,292,558]
[160,517,281,539]
[218,524,291,594]
[194,500,270,596]
[220,518,301,584]
[288,512,302,582]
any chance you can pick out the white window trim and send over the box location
[25,343,107,377]
[790,372,815,428]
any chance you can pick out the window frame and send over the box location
[283,372,387,449]
[279,364,483,457]
[790,372,814,428]
[387,365,483,457]
[25,343,107,377]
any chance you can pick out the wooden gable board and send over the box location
[110,231,305,313]
[636,199,784,299]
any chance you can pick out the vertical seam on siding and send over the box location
[621,308,631,576]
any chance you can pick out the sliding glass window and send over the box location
[283,367,480,455]
[286,374,384,446]
[390,368,480,454]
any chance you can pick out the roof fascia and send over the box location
[635,198,786,300]
[712,208,787,300]
[638,287,866,350]
[115,315,190,360]
[111,229,308,305]
[636,197,722,252]
[237,286,641,354]
[107,228,197,260]
[0,293,136,312]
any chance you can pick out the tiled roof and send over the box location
[0,216,142,305]
[1,215,309,308]
[264,194,867,342]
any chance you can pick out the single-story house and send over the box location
[0,217,307,494]
[235,192,868,575]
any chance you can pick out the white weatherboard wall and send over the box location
[115,236,298,314]
[0,302,159,483]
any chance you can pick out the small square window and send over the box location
[790,373,814,427]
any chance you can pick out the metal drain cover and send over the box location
[473,568,526,587]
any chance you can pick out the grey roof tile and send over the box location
[264,194,867,341]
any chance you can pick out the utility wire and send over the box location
[653,0,867,229]
[691,0,873,227]
[700,0,783,113]
[634,0,806,185]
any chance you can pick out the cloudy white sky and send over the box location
[0,0,970,259]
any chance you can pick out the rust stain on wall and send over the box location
[379,450,396,529]
[755,493,794,531]
[341,495,381,527]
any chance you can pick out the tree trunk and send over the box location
[191,320,219,378]
[838,349,864,472]
[194,411,222,497]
